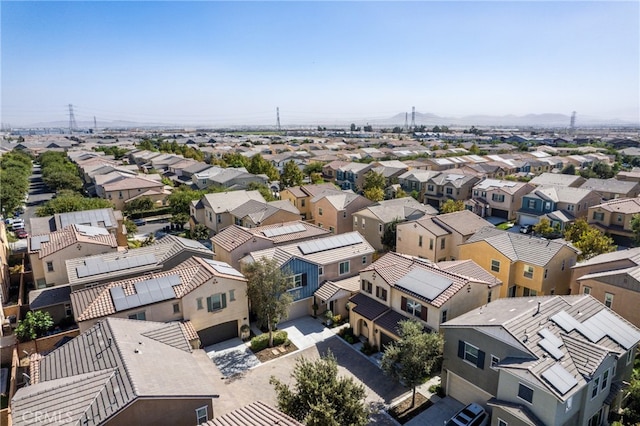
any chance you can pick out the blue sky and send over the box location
[2,1,639,126]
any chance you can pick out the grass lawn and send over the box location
[497,222,514,230]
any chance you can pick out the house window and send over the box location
[627,349,634,365]
[216,214,221,223]
[128,312,146,321]
[498,420,508,426]
[441,309,448,324]
[418,235,423,247]
[567,204,575,211]
[329,226,335,233]
[561,260,565,271]
[593,212,604,221]
[301,199,305,207]
[362,255,367,265]
[318,266,324,276]
[362,218,365,228]
[440,238,445,249]
[491,260,500,272]
[404,298,423,318]
[173,303,180,314]
[588,409,603,426]
[524,265,534,279]
[196,297,203,310]
[566,396,573,412]
[491,194,505,202]
[427,184,434,192]
[195,406,208,424]
[523,288,537,297]
[429,238,434,250]
[46,262,54,272]
[487,290,492,304]
[119,191,123,199]
[446,187,453,195]
[361,279,372,294]
[339,261,350,275]
[508,285,516,298]
[229,289,235,301]
[375,286,387,301]
[64,304,72,317]
[318,208,323,216]
[318,223,323,228]
[379,223,383,234]
[518,383,534,403]
[591,377,600,399]
[458,341,484,368]
[490,355,500,369]
[343,211,347,218]
[604,292,614,308]
[528,199,536,209]
[289,273,305,289]
[545,201,551,210]
[583,286,591,295]
[354,217,358,226]
[207,293,227,311]
[601,369,609,391]
[617,214,623,223]
[544,269,548,279]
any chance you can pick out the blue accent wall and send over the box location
[282,258,319,302]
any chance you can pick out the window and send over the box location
[429,238,434,250]
[196,297,203,310]
[418,235,423,247]
[403,297,423,318]
[498,420,508,426]
[318,223,323,228]
[627,349,634,365]
[353,217,358,226]
[343,211,347,218]
[492,193,505,202]
[375,286,387,301]
[229,289,235,301]
[128,312,146,321]
[487,290,492,304]
[318,266,324,276]
[523,288,537,297]
[118,191,123,199]
[528,199,536,209]
[604,292,614,308]
[362,255,367,265]
[583,286,591,295]
[207,293,227,311]
[593,212,604,221]
[567,204,575,211]
[458,341,484,368]
[196,406,208,424]
[440,309,448,324]
[361,279,372,294]
[339,261,350,275]
[46,262,54,272]
[362,218,365,228]
[566,395,573,412]
[601,369,609,391]
[524,265,534,279]
[518,383,534,403]
[491,259,500,272]
[545,201,551,210]
[544,269,548,279]
[617,214,623,223]
[289,274,304,289]
[592,377,600,399]
[446,187,453,195]
[508,285,517,298]
[490,355,500,369]
[64,303,72,317]
[427,184,434,192]
[329,226,335,233]
[561,260,565,271]
[173,303,180,314]
[379,223,383,234]
[588,409,603,426]
[216,214,222,223]
[440,238,445,249]
[301,199,305,207]
[318,208,323,216]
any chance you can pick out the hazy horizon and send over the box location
[2,1,639,127]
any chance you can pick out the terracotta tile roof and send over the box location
[180,320,199,343]
[211,225,261,252]
[102,176,163,191]
[375,310,413,336]
[30,224,118,259]
[203,400,303,426]
[593,197,640,214]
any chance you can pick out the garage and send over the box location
[198,320,238,346]
[446,370,492,406]
[490,208,509,219]
[285,299,310,321]
[518,213,539,226]
[379,332,395,351]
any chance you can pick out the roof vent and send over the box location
[134,349,141,354]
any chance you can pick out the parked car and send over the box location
[519,224,533,234]
[15,229,28,239]
[133,218,146,226]
[12,219,25,230]
[445,403,489,426]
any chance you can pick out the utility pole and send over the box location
[276,107,281,131]
[411,106,416,129]
[68,104,77,133]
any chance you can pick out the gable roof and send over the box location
[528,185,594,204]
[580,178,639,194]
[203,401,302,426]
[529,173,585,187]
[592,197,640,214]
[433,210,495,237]
[212,221,330,252]
[201,190,266,213]
[29,224,118,259]
[355,197,437,223]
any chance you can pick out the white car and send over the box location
[445,403,489,426]
[12,219,25,230]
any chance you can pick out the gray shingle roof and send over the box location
[580,178,639,194]
[202,401,303,426]
[29,285,72,310]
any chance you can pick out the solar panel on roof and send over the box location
[298,233,363,255]
[584,310,640,350]
[76,254,157,278]
[110,274,180,312]
[75,224,110,237]
[30,235,51,251]
[396,268,452,301]
[262,223,306,238]
[539,339,564,360]
[538,328,563,348]
[203,259,244,278]
[542,364,578,395]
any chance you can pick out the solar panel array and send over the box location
[59,209,113,228]
[203,259,244,278]
[76,254,157,278]
[542,364,578,395]
[174,236,209,250]
[75,224,110,237]
[551,309,640,350]
[298,233,363,255]
[262,223,306,238]
[30,235,51,251]
[539,339,564,360]
[396,268,452,301]
[110,274,180,312]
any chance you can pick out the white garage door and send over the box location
[518,213,539,226]
[447,371,492,406]
[286,298,310,321]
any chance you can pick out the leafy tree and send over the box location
[395,188,407,199]
[364,187,384,202]
[270,351,369,426]
[248,154,279,181]
[190,223,209,241]
[246,182,277,202]
[469,143,480,155]
[592,162,615,179]
[350,123,357,132]
[243,258,293,348]
[170,212,190,227]
[123,196,155,214]
[93,146,129,160]
[381,320,444,408]
[363,170,386,192]
[310,173,324,184]
[564,218,616,260]
[303,162,324,177]
[280,160,304,189]
[410,190,420,201]
[632,214,640,246]
[381,219,400,251]
[36,191,113,216]
[533,218,555,237]
[561,164,576,175]
[440,199,465,214]
[15,311,54,342]
[124,219,137,236]
[622,363,640,424]
[167,187,203,216]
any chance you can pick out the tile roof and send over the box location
[592,197,640,214]
[437,260,502,287]
[12,318,219,426]
[529,173,585,187]
[30,224,118,259]
[356,198,437,223]
[314,276,360,303]
[102,175,164,191]
[529,185,593,204]
[202,190,266,213]
[433,210,495,237]
[474,179,531,194]
[464,227,578,266]
[580,178,639,194]
[349,293,389,321]
[375,309,414,336]
[572,246,640,268]
[28,285,72,310]
[202,400,303,426]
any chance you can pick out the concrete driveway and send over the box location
[405,396,464,426]
[205,338,260,378]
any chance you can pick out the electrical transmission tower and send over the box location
[94,116,97,131]
[403,112,409,132]
[411,106,416,129]
[276,107,281,131]
[570,111,576,134]
[68,104,77,133]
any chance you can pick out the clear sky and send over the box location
[2,1,639,127]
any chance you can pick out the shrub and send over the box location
[361,341,378,356]
[250,330,288,352]
[429,384,445,397]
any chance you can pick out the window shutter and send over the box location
[302,274,307,287]
[206,296,212,312]
[221,293,227,309]
[401,297,407,311]
[458,340,465,359]
[421,306,428,321]
[477,350,486,369]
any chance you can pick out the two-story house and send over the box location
[441,295,640,426]
[100,175,168,210]
[310,191,374,234]
[280,183,339,220]
[190,190,265,234]
[334,162,375,191]
[396,210,494,262]
[529,172,586,188]
[423,173,480,208]
[352,198,437,251]
[466,179,534,221]
[397,170,441,202]
[241,232,374,320]
[517,185,600,230]
[580,178,640,201]
[459,227,580,298]
[348,252,501,350]
[588,198,640,246]
[71,256,248,347]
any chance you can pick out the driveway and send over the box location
[205,338,260,378]
[405,396,464,426]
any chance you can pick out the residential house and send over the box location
[396,210,494,262]
[100,175,168,210]
[349,252,501,350]
[190,190,265,234]
[312,275,360,321]
[191,166,268,190]
[211,221,330,270]
[580,178,640,201]
[529,172,586,188]
[371,160,410,186]
[397,170,441,202]
[229,199,301,228]
[0,222,9,312]
[466,179,534,221]
[517,185,601,230]
[29,225,119,289]
[311,191,374,234]
[459,227,580,298]
[569,247,640,327]
[440,295,640,426]
[71,256,248,346]
[241,232,374,320]
[11,318,220,426]
[423,173,480,208]
[334,162,375,191]
[352,198,437,251]
[203,401,303,426]
[616,168,640,182]
[280,183,338,220]
[588,198,640,246]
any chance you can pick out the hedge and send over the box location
[250,330,288,352]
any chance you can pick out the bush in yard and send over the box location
[251,330,288,352]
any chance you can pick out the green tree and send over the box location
[364,187,384,202]
[15,311,54,342]
[303,162,324,177]
[171,212,190,228]
[533,218,555,237]
[123,219,137,236]
[632,214,640,246]
[280,160,304,189]
[223,152,250,169]
[270,351,369,426]
[622,364,640,424]
[440,199,465,214]
[363,170,386,192]
[36,191,113,216]
[564,218,616,260]
[381,219,400,252]
[167,187,203,216]
[592,162,615,179]
[243,258,293,348]
[190,223,209,241]
[561,164,576,175]
[469,143,480,155]
[123,196,155,214]
[395,188,407,199]
[246,182,277,202]
[381,320,444,408]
